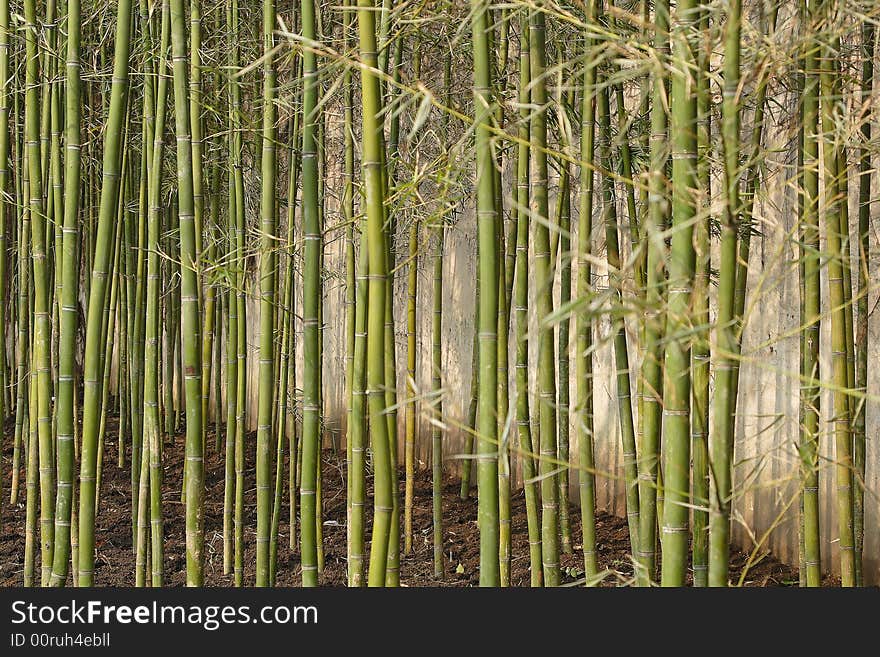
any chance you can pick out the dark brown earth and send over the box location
[0,419,826,587]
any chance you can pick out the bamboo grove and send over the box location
[0,0,878,588]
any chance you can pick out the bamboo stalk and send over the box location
[691,2,711,589]
[169,0,204,586]
[660,0,698,587]
[577,8,597,583]
[637,0,669,586]
[530,6,558,588]
[799,0,821,587]
[255,0,277,588]
[853,14,873,587]
[77,0,134,587]
[47,0,82,587]
[356,0,393,588]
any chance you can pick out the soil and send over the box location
[0,419,826,587]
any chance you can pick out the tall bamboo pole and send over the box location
[799,0,821,587]
[637,0,669,586]
[691,2,711,589]
[817,0,855,587]
[404,209,417,558]
[350,236,368,586]
[0,0,8,531]
[708,0,741,588]
[142,0,171,588]
[472,0,500,587]
[660,0,698,587]
[530,5,558,588]
[356,0,393,588]
[577,5,598,582]
[431,49,450,574]
[48,0,82,587]
[255,0,277,587]
[78,0,133,587]
[301,0,322,587]
[853,14,874,586]
[24,0,56,587]
[169,0,204,586]
[555,90,573,558]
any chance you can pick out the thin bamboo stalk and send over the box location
[799,0,821,587]
[530,6,558,588]
[637,0,669,586]
[255,0,277,588]
[577,9,597,583]
[77,0,134,587]
[169,0,204,586]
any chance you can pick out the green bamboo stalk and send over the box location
[637,0,669,586]
[301,0,322,588]
[356,0,393,588]
[404,218,417,557]
[201,260,216,450]
[48,8,63,421]
[690,2,711,589]
[22,154,34,584]
[799,0,821,587]
[169,0,203,586]
[576,11,597,583]
[286,88,302,555]
[817,0,855,587]
[472,0,500,588]
[78,0,133,587]
[660,0,698,587]
[555,88,573,558]
[255,0,277,588]
[142,0,171,588]
[128,2,151,473]
[224,271,236,573]
[12,145,30,509]
[350,233,368,586]
[431,215,444,578]
[48,0,82,586]
[24,0,56,587]
[25,346,38,585]
[497,209,511,585]
[223,0,247,587]
[0,0,8,527]
[224,267,236,577]
[530,6,558,588]
[853,16,873,587]
[190,0,204,303]
[431,54,450,575]
[383,48,401,584]
[340,5,361,583]
[490,14,511,587]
